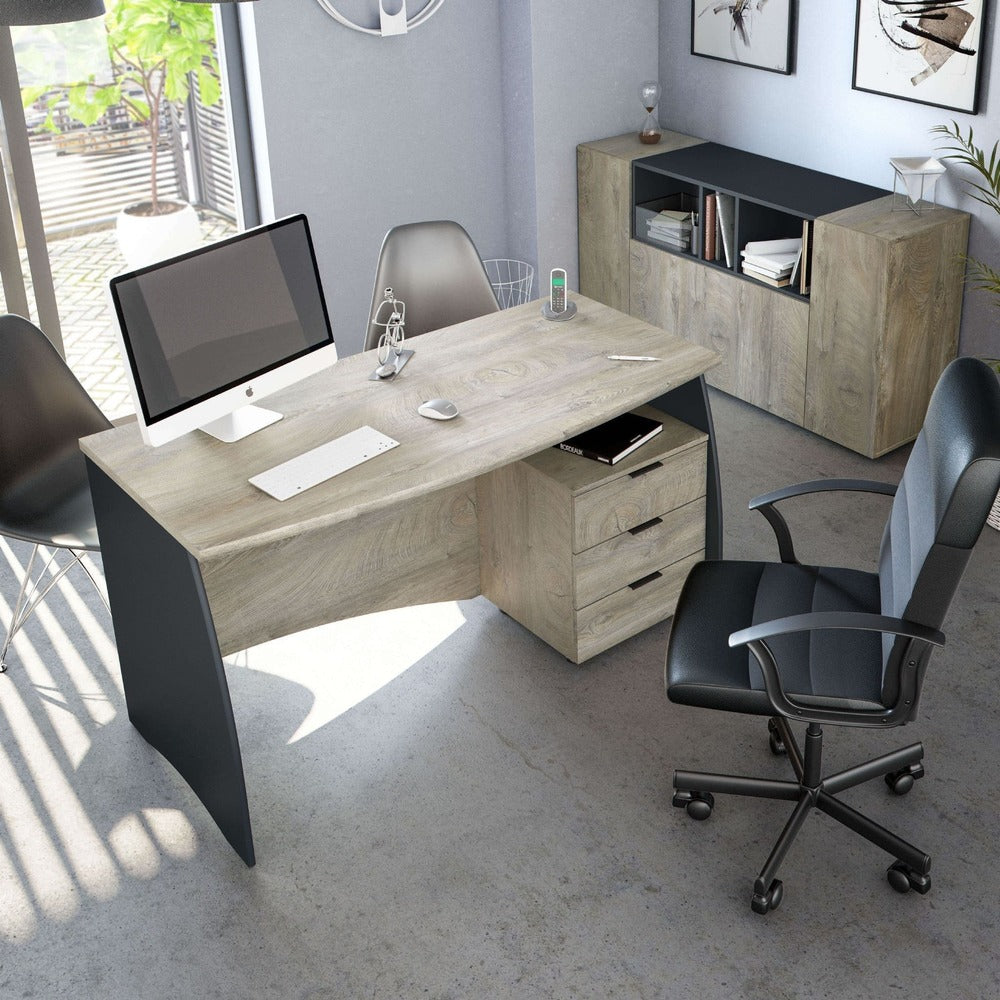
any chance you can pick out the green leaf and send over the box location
[20,84,49,108]
[196,66,221,107]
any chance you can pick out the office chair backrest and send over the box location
[878,356,1000,709]
[0,313,111,511]
[363,220,500,352]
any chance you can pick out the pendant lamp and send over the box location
[0,0,105,23]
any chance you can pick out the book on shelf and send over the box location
[715,193,735,267]
[742,264,791,288]
[703,193,717,261]
[800,220,813,294]
[743,237,802,256]
[740,258,794,280]
[649,209,692,231]
[789,246,803,288]
[740,248,799,272]
[556,411,663,465]
[647,230,691,250]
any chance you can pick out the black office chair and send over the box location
[363,220,500,352]
[0,314,113,673]
[665,356,1000,914]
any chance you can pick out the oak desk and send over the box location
[81,295,720,865]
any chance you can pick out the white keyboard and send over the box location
[249,426,399,501]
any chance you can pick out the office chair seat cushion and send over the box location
[666,560,885,716]
[0,450,100,550]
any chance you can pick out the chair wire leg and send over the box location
[1,545,87,672]
[1,544,39,671]
[74,550,110,612]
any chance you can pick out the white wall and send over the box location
[659,2,999,356]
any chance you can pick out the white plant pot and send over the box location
[116,201,202,269]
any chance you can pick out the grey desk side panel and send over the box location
[653,376,722,560]
[87,460,255,866]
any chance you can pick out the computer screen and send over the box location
[109,214,337,446]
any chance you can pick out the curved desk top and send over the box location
[82,295,718,563]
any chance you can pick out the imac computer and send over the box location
[109,213,337,447]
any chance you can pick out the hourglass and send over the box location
[639,81,662,145]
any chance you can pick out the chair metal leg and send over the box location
[1,543,39,671]
[822,742,924,795]
[752,792,814,914]
[816,790,931,875]
[674,769,800,801]
[1,544,106,672]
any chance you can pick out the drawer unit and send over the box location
[478,407,708,663]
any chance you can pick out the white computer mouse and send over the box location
[417,398,460,420]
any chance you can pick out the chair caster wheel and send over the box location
[751,878,783,914]
[885,763,924,795]
[672,789,714,820]
[887,861,931,895]
[767,719,786,756]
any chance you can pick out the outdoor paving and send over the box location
[13,210,235,419]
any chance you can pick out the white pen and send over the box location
[607,355,661,362]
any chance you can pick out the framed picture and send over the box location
[691,0,795,75]
[852,0,986,114]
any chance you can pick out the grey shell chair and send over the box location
[363,220,500,353]
[664,356,1000,914]
[0,314,113,672]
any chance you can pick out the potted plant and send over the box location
[931,121,1000,527]
[22,0,221,266]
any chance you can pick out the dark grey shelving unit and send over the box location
[633,142,889,298]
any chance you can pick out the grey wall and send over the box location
[524,1,659,290]
[248,0,509,357]
[245,1,658,355]
[659,3,999,356]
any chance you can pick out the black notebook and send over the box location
[557,411,662,465]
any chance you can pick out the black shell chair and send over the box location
[363,220,500,353]
[665,356,1000,914]
[0,314,113,672]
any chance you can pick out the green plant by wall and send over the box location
[21,0,221,216]
[932,122,1000,373]
[932,122,1000,307]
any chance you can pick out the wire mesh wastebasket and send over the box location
[483,259,534,308]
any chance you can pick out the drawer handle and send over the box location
[629,571,662,590]
[629,461,663,479]
[628,516,663,536]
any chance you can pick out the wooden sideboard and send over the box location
[578,132,970,458]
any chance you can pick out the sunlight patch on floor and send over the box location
[226,601,468,744]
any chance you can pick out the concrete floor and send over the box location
[1,389,998,999]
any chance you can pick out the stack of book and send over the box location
[740,237,802,288]
[647,209,692,252]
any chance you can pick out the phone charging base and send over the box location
[542,300,577,321]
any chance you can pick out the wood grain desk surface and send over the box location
[81,295,718,563]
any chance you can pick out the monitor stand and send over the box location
[200,404,283,443]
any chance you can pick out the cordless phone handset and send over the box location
[549,267,567,315]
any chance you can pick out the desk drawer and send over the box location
[573,497,705,609]
[572,442,706,552]
[575,551,702,662]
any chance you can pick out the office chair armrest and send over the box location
[729,611,944,728]
[748,480,898,564]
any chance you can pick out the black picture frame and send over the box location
[690,0,795,76]
[852,0,986,114]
